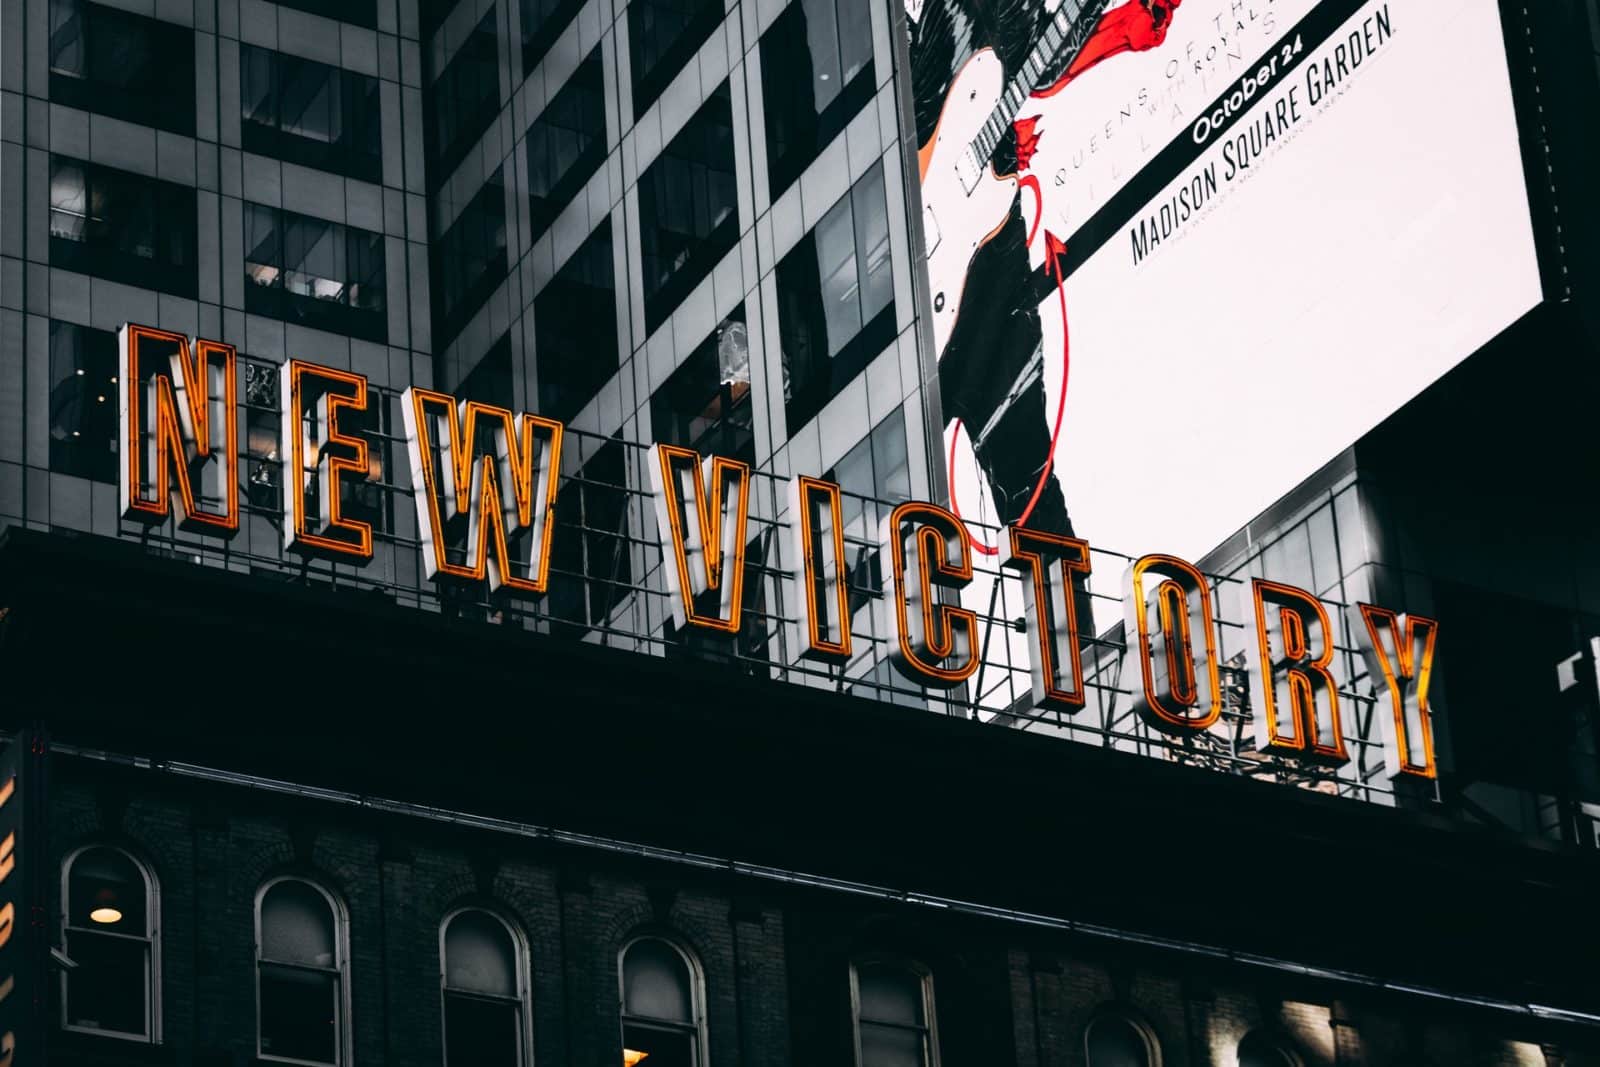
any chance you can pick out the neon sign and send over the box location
[114,323,1439,780]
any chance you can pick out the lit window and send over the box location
[442,909,529,1067]
[620,936,704,1067]
[1084,1011,1161,1067]
[60,846,159,1041]
[48,155,198,297]
[47,320,119,484]
[851,959,938,1067]
[244,203,387,342]
[256,878,349,1065]
[1237,1032,1301,1067]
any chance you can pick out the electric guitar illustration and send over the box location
[918,0,1110,359]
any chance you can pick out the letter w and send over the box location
[648,444,751,633]
[402,387,563,595]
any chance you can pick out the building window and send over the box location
[49,156,198,297]
[1084,1012,1161,1067]
[851,959,938,1067]
[638,82,737,334]
[628,0,722,118]
[244,203,387,342]
[521,0,587,76]
[441,909,529,1067]
[432,167,509,350]
[649,308,753,462]
[277,0,378,29]
[48,320,119,484]
[1237,1032,1301,1067]
[425,10,501,186]
[60,846,159,1041]
[619,936,704,1067]
[534,218,617,423]
[548,435,632,629]
[48,0,195,136]
[241,44,382,183]
[778,160,893,435]
[527,46,606,245]
[760,0,874,197]
[245,360,283,512]
[256,878,350,1066]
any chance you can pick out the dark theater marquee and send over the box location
[116,322,1439,783]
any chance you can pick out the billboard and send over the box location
[907,0,1542,631]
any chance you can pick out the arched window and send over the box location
[1084,1011,1161,1067]
[619,936,704,1067]
[1237,1031,1302,1067]
[441,908,530,1067]
[256,877,350,1065]
[60,845,159,1040]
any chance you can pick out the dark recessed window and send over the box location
[48,0,195,136]
[257,879,348,1066]
[638,82,737,335]
[628,0,722,119]
[245,360,284,513]
[619,937,703,1067]
[276,0,377,29]
[852,960,938,1067]
[548,435,632,629]
[521,0,587,76]
[1237,1032,1302,1067]
[533,218,616,423]
[420,0,457,39]
[48,321,119,484]
[454,332,515,409]
[425,10,501,186]
[778,160,893,434]
[1084,1013,1159,1067]
[245,203,387,342]
[649,308,752,463]
[61,847,158,1040]
[442,910,528,1067]
[432,167,509,350]
[49,156,198,297]
[241,44,382,183]
[527,47,606,245]
[760,0,874,197]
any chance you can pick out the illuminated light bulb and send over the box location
[75,368,85,376]
[623,1051,650,1066]
[89,906,123,924]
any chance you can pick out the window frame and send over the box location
[254,875,353,1067]
[617,933,709,1067]
[1082,1008,1163,1067]
[848,955,940,1067]
[438,906,534,1067]
[58,844,162,1044]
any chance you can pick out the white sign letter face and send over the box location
[879,502,977,689]
[402,387,563,596]
[649,444,751,633]
[1002,526,1092,713]
[118,322,238,535]
[788,475,852,662]
[1350,603,1439,780]
[1121,554,1221,735]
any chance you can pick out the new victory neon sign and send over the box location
[116,323,1439,780]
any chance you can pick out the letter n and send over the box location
[1246,579,1347,764]
[402,388,563,595]
[649,444,751,632]
[118,322,238,534]
[1350,604,1439,779]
